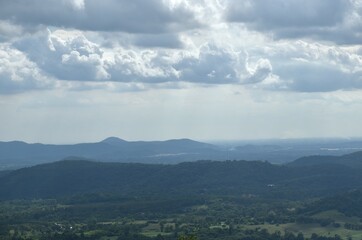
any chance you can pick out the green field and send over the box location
[1,197,362,240]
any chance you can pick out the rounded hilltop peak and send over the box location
[101,137,127,145]
[166,138,202,144]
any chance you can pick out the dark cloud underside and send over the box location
[226,0,361,44]
[0,0,199,34]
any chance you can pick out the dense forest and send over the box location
[1,155,362,239]
[1,158,362,200]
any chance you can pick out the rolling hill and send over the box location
[0,137,221,169]
[288,151,362,168]
[2,138,362,170]
[1,159,362,200]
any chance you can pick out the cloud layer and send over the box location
[0,0,361,94]
[0,0,199,33]
[226,0,362,44]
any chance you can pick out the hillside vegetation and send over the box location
[1,154,362,239]
[1,158,362,200]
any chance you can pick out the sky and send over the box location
[0,0,361,144]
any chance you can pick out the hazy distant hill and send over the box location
[288,151,362,168]
[231,139,362,164]
[1,159,362,200]
[2,137,362,170]
[0,137,222,169]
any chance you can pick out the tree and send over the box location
[178,234,198,240]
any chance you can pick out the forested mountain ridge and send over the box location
[302,190,362,217]
[2,158,362,240]
[288,151,362,168]
[1,159,362,200]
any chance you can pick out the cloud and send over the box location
[0,37,157,94]
[0,20,23,42]
[243,58,273,84]
[3,27,361,94]
[11,29,183,85]
[132,33,184,49]
[0,44,53,94]
[276,62,362,92]
[13,29,109,81]
[108,43,273,85]
[252,41,362,92]
[225,0,361,44]
[174,44,240,84]
[12,30,265,87]
[0,0,199,34]
[227,0,348,28]
[0,0,199,49]
[106,48,178,83]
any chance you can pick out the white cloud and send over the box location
[14,29,109,81]
[107,48,178,83]
[63,0,85,10]
[0,20,23,42]
[243,58,273,84]
[0,44,54,94]
[0,0,360,95]
[9,30,277,88]
[174,43,240,84]
[7,28,361,94]
[245,40,362,92]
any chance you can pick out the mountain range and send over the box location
[0,137,222,169]
[1,150,362,200]
[2,137,362,170]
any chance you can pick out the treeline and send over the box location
[302,190,362,217]
[1,159,362,200]
[0,227,345,240]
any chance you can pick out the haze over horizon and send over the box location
[1,0,361,144]
[3,136,362,146]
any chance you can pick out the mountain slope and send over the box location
[288,151,362,168]
[1,159,362,200]
[302,190,362,218]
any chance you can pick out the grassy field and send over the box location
[246,210,362,239]
[312,210,361,224]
